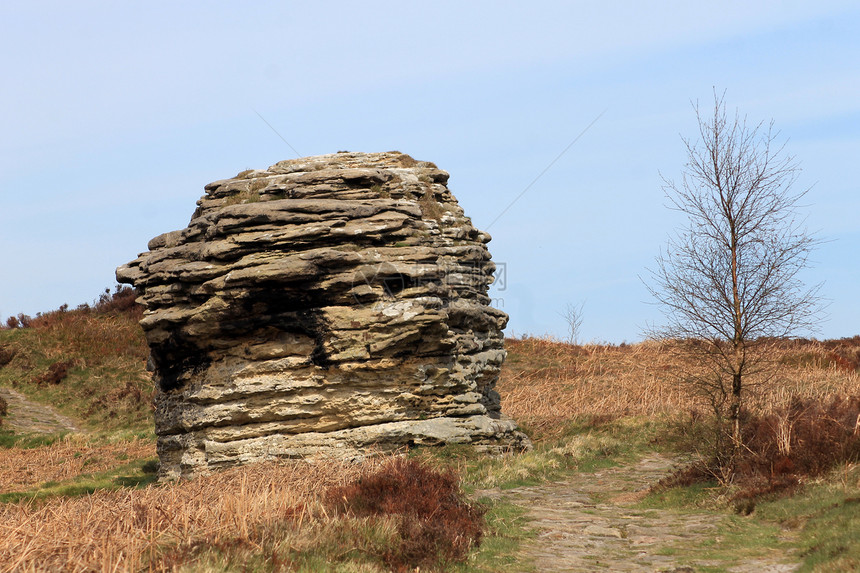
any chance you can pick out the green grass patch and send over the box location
[0,428,69,449]
[419,417,663,493]
[453,498,535,573]
[637,462,860,572]
[639,480,720,510]
[0,456,159,504]
[636,488,796,571]
[753,464,860,572]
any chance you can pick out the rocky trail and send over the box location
[0,386,83,435]
[477,454,800,572]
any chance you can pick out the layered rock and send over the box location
[117,151,529,479]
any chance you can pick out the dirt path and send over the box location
[0,386,84,435]
[478,454,799,572]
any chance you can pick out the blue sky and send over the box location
[1,1,858,342]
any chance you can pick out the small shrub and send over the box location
[0,395,7,419]
[743,395,860,478]
[419,189,444,222]
[222,189,261,206]
[85,381,152,419]
[32,360,74,385]
[396,154,418,167]
[0,345,15,367]
[326,457,485,571]
[822,337,860,371]
[20,287,142,332]
[92,285,139,315]
[662,395,860,502]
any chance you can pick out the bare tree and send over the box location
[646,92,822,455]
[560,302,585,345]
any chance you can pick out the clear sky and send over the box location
[2,1,858,343]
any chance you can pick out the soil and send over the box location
[477,454,800,572]
[0,386,83,435]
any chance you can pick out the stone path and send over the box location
[477,454,799,572]
[0,386,83,435]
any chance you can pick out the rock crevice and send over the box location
[118,151,529,479]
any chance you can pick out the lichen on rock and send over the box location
[117,151,530,480]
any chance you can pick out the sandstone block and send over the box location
[118,151,530,479]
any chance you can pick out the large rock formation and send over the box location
[117,151,529,479]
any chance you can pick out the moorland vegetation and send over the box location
[0,292,858,571]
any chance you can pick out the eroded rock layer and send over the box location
[117,151,529,479]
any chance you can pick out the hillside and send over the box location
[0,288,152,435]
[1,296,859,571]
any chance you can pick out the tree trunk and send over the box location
[729,371,742,450]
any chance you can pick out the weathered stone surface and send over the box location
[118,151,529,479]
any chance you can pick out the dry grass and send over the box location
[502,336,860,504]
[0,437,155,494]
[499,337,860,439]
[0,458,375,572]
[0,455,480,572]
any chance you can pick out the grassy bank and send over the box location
[0,289,152,434]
